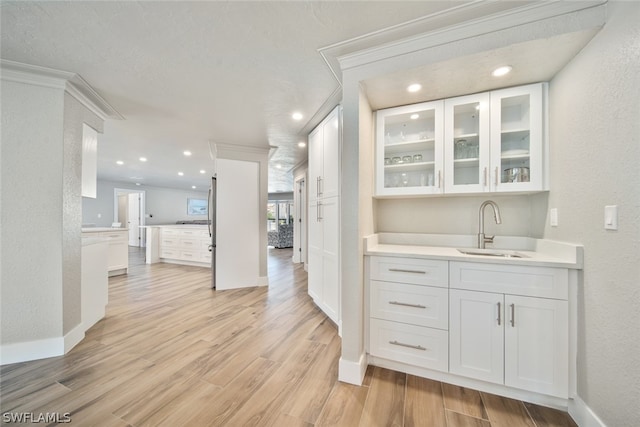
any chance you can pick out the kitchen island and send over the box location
[143,224,210,268]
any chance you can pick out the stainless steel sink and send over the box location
[457,248,529,258]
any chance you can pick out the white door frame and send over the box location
[293,175,307,266]
[114,188,146,247]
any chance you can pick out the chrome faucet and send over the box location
[478,200,502,249]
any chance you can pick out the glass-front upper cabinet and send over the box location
[375,100,444,196]
[490,83,546,192]
[444,92,490,194]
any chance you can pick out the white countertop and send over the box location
[365,233,583,269]
[82,227,128,233]
[140,224,208,229]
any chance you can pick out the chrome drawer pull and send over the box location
[389,340,426,351]
[388,268,426,274]
[389,301,427,309]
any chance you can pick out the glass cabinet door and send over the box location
[375,100,444,196]
[490,83,545,192]
[444,92,490,194]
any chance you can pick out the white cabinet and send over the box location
[375,83,547,197]
[159,227,210,266]
[105,230,128,275]
[375,100,444,196]
[449,262,569,398]
[308,106,341,325]
[368,256,449,372]
[81,124,98,199]
[366,255,571,400]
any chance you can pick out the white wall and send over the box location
[1,80,65,346]
[1,78,102,362]
[82,179,208,227]
[545,3,640,425]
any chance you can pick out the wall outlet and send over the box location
[97,213,102,219]
[550,208,558,227]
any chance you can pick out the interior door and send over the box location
[127,193,140,246]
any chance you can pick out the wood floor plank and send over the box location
[404,375,447,427]
[445,410,492,427]
[481,392,536,427]
[442,383,489,420]
[359,367,406,427]
[524,402,579,427]
[315,382,370,427]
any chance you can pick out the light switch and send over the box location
[604,205,618,230]
[550,208,558,227]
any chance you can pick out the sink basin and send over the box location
[457,248,529,258]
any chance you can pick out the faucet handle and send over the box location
[484,235,495,244]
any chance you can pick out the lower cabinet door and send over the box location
[504,295,569,398]
[369,318,448,372]
[449,289,504,384]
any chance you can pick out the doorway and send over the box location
[114,188,146,247]
[293,176,306,266]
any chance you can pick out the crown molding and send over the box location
[318,0,607,80]
[0,59,123,120]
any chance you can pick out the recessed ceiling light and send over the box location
[183,150,192,156]
[139,157,147,162]
[178,172,184,176]
[492,65,512,77]
[292,112,303,120]
[191,185,196,189]
[135,183,141,186]
[116,160,124,165]
[410,114,420,120]
[199,170,206,174]
[407,83,422,93]
[298,141,306,148]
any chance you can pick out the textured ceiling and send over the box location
[0,0,468,192]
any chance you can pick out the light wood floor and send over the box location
[0,247,577,426]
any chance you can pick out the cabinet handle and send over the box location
[389,301,427,309]
[317,202,323,222]
[388,268,427,274]
[438,170,442,188]
[497,302,502,326]
[319,176,323,196]
[389,340,427,351]
[495,166,499,186]
[510,303,515,327]
[483,167,488,186]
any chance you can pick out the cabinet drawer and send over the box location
[370,256,448,287]
[179,238,199,249]
[370,318,448,372]
[179,251,198,261]
[370,280,448,329]
[102,231,127,242]
[160,249,179,259]
[450,262,568,300]
[178,228,200,237]
[161,228,179,236]
[160,238,179,248]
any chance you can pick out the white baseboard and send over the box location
[338,352,367,386]
[257,275,269,287]
[0,324,85,366]
[0,337,63,366]
[64,323,85,353]
[568,395,607,427]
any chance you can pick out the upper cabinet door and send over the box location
[444,93,491,194]
[375,100,444,197]
[308,126,324,203]
[490,83,547,193]
[322,107,341,200]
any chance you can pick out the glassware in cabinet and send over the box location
[375,100,444,196]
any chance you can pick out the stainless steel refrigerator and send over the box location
[207,176,217,289]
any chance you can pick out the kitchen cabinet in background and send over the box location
[308,106,341,325]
